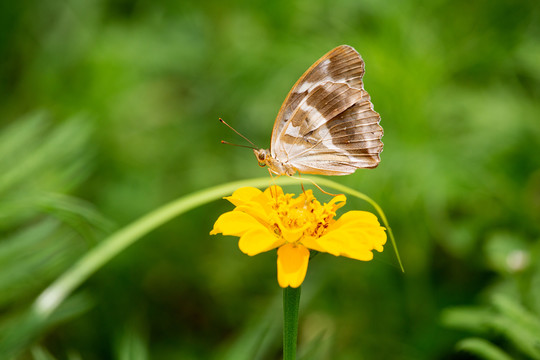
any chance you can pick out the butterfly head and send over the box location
[254,148,296,176]
[254,148,270,167]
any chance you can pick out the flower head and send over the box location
[210,186,386,288]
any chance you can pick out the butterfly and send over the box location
[253,45,383,176]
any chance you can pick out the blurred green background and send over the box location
[1,0,540,359]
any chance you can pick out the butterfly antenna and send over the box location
[220,140,256,150]
[219,118,258,148]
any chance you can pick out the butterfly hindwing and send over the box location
[285,99,383,174]
[269,45,382,175]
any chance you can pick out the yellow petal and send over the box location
[210,211,266,236]
[331,211,382,230]
[316,230,376,260]
[263,185,284,200]
[294,189,313,205]
[225,187,262,206]
[234,190,277,221]
[280,223,309,243]
[327,194,346,210]
[314,211,387,260]
[277,244,310,288]
[238,228,284,256]
[301,235,326,253]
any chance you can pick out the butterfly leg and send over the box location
[267,168,280,204]
[310,181,341,197]
[286,174,342,197]
[297,173,307,195]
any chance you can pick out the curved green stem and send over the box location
[31,175,402,324]
[32,177,294,319]
[283,286,301,360]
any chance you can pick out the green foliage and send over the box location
[0,113,104,358]
[443,295,540,359]
[1,0,539,359]
[114,322,149,360]
[456,338,514,360]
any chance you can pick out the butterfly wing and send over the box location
[270,45,383,175]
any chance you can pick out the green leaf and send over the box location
[489,295,540,359]
[456,337,514,360]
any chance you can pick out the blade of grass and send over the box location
[32,176,400,323]
[32,177,297,319]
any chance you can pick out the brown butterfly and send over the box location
[253,45,383,176]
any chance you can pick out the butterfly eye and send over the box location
[258,152,266,161]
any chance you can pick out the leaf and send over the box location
[456,337,514,360]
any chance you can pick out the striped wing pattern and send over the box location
[270,45,383,175]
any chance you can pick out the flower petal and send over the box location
[210,211,266,236]
[277,244,310,288]
[234,189,278,222]
[263,185,284,200]
[331,211,382,231]
[239,228,283,256]
[301,235,326,253]
[225,187,262,206]
[314,211,387,260]
[327,194,346,210]
[280,225,306,243]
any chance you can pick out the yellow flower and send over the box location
[210,186,386,288]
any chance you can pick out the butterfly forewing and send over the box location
[270,45,382,175]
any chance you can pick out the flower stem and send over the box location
[283,286,301,360]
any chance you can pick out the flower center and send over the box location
[270,190,339,244]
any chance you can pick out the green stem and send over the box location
[31,175,399,322]
[32,177,298,320]
[6,176,398,358]
[283,286,301,360]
